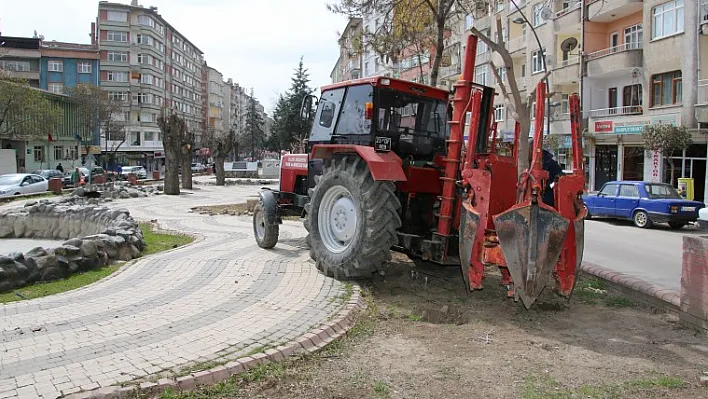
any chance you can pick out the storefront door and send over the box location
[622,146,644,181]
[594,145,618,189]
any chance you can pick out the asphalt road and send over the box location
[584,218,705,291]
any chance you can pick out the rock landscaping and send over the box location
[71,181,163,202]
[0,197,146,293]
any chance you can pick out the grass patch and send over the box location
[140,223,194,255]
[573,278,609,305]
[372,380,390,397]
[0,264,121,304]
[521,374,687,399]
[605,296,635,308]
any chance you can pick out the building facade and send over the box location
[341,0,708,201]
[96,0,204,173]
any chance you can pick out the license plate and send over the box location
[681,206,695,212]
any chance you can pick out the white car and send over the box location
[698,207,708,230]
[0,174,49,198]
[191,163,206,173]
[120,166,148,180]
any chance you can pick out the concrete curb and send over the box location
[63,286,367,399]
[581,261,680,311]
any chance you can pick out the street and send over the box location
[584,218,703,291]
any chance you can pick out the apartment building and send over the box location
[96,0,204,173]
[340,0,708,201]
[337,18,364,82]
[206,66,225,134]
[0,35,98,171]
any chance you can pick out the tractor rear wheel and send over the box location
[304,156,401,279]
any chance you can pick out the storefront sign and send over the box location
[591,113,680,135]
[153,151,165,158]
[645,149,663,183]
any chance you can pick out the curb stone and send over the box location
[580,261,680,311]
[63,286,367,399]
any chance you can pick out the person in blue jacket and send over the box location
[529,140,564,207]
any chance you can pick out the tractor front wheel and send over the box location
[304,156,401,279]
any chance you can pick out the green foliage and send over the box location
[240,88,266,159]
[642,124,692,156]
[270,58,314,153]
[0,76,63,140]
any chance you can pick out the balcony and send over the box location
[585,42,642,76]
[695,79,708,123]
[586,105,643,119]
[439,63,461,79]
[553,2,581,33]
[507,35,526,56]
[551,56,580,84]
[475,50,491,65]
[586,0,642,23]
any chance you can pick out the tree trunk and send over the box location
[164,147,180,195]
[669,159,675,186]
[429,15,446,87]
[215,155,226,185]
[181,151,193,190]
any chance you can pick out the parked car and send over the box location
[120,166,148,179]
[32,169,64,181]
[0,174,49,197]
[583,181,705,229]
[191,163,206,173]
[699,207,708,230]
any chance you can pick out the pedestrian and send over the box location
[71,167,81,187]
[528,140,563,207]
[56,163,64,173]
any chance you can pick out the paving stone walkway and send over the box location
[0,184,347,399]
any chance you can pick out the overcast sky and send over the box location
[1,0,347,114]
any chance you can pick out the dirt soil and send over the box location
[176,253,708,399]
[190,203,250,216]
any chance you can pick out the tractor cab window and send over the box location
[310,88,345,142]
[375,88,446,139]
[334,84,373,135]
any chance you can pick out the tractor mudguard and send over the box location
[257,189,282,226]
[310,144,407,182]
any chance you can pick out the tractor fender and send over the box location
[257,189,282,225]
[311,144,407,182]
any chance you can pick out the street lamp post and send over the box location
[510,0,551,140]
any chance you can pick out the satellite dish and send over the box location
[631,68,641,79]
[560,37,578,53]
[472,1,489,19]
[540,6,554,21]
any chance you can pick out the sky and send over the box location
[0,0,348,114]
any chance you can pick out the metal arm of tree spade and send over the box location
[509,0,551,141]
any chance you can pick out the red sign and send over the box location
[282,154,308,170]
[594,121,613,133]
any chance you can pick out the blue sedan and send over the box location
[582,181,705,229]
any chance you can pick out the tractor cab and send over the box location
[304,77,450,161]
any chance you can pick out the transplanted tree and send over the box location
[0,74,63,141]
[642,124,693,185]
[157,112,188,195]
[241,88,266,160]
[206,127,235,186]
[180,127,195,190]
[67,83,127,168]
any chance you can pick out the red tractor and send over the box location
[253,34,586,308]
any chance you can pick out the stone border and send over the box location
[581,261,680,312]
[64,287,367,399]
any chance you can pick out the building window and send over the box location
[47,60,63,72]
[494,104,505,122]
[106,30,128,42]
[623,84,643,107]
[53,146,64,161]
[560,93,570,114]
[130,132,141,146]
[140,74,153,85]
[109,91,128,102]
[107,71,128,82]
[107,51,128,62]
[0,60,30,71]
[531,49,545,74]
[138,15,156,28]
[135,92,153,104]
[77,62,92,73]
[48,82,64,93]
[144,131,155,141]
[137,34,154,46]
[652,0,684,39]
[624,24,643,49]
[532,3,545,27]
[33,146,44,162]
[106,10,128,22]
[474,65,488,85]
[651,70,682,106]
[495,66,506,84]
[477,29,490,54]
